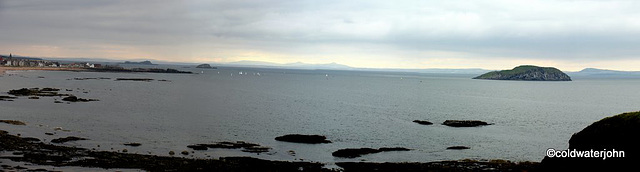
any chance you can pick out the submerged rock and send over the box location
[442,120,491,127]
[51,136,88,143]
[332,147,411,158]
[413,120,433,125]
[115,78,154,81]
[241,146,271,153]
[187,144,208,150]
[275,134,331,144]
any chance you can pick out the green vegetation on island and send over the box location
[473,65,572,81]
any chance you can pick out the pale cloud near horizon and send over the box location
[1,0,640,71]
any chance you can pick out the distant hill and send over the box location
[224,61,488,74]
[225,61,353,70]
[566,68,640,78]
[474,65,571,81]
[568,68,640,77]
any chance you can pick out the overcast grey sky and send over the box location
[1,0,640,70]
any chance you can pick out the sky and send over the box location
[1,0,640,71]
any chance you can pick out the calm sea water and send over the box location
[1,67,639,164]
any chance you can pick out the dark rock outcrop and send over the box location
[275,134,331,144]
[541,111,640,171]
[474,65,571,81]
[332,147,411,158]
[442,120,491,127]
[413,120,433,125]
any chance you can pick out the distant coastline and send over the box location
[0,66,86,75]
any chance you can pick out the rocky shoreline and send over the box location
[0,66,191,76]
[0,126,541,171]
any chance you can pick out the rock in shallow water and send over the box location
[124,143,142,147]
[447,146,470,150]
[413,120,433,125]
[62,96,98,102]
[442,120,491,127]
[274,134,331,144]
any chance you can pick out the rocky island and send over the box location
[473,65,571,81]
[196,64,216,69]
[120,60,156,65]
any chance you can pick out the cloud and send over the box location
[1,0,640,69]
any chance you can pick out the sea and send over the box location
[1,65,639,165]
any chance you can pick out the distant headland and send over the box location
[473,65,572,81]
